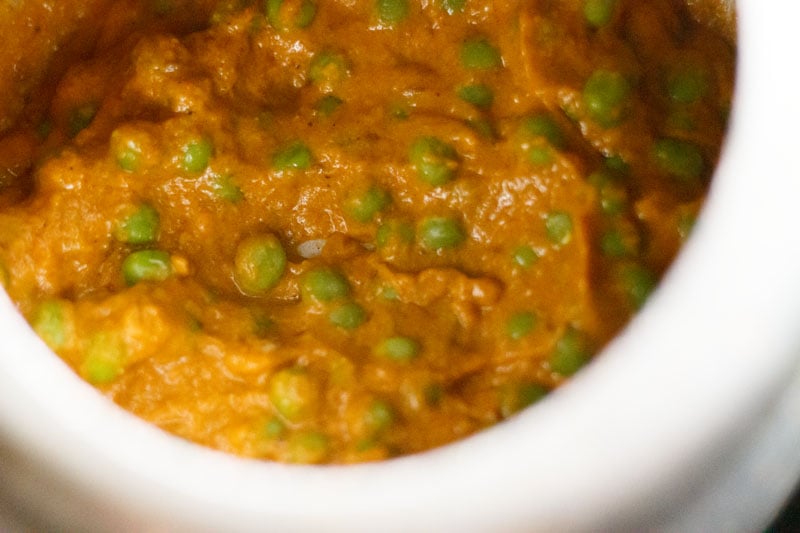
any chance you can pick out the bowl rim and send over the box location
[4,1,800,530]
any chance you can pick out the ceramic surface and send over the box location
[2,1,800,530]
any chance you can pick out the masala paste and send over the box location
[0,0,734,463]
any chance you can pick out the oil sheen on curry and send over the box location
[0,0,734,463]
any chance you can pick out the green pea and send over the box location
[210,0,242,24]
[211,174,244,203]
[379,285,399,301]
[523,144,553,165]
[31,300,72,350]
[68,102,97,137]
[409,136,460,186]
[376,0,409,25]
[252,309,275,337]
[152,0,174,15]
[550,328,589,376]
[545,211,573,246]
[346,185,391,223]
[272,141,313,172]
[499,382,548,418]
[115,204,160,245]
[264,417,287,439]
[294,1,318,27]
[667,108,696,131]
[587,170,628,215]
[81,332,125,385]
[363,399,395,435]
[518,113,565,165]
[315,94,344,117]
[329,302,367,329]
[440,0,465,14]
[518,383,548,408]
[111,130,143,172]
[506,311,537,340]
[388,102,410,120]
[460,38,502,70]
[287,431,329,464]
[122,250,172,286]
[376,336,420,362]
[604,154,629,173]
[117,148,140,172]
[377,225,399,247]
[512,245,539,268]
[653,138,704,184]
[583,70,631,128]
[308,52,349,92]
[266,0,317,30]
[457,84,494,108]
[667,65,709,104]
[302,267,350,302]
[467,117,496,139]
[269,367,318,422]
[376,220,414,248]
[619,263,656,309]
[600,225,639,258]
[419,216,466,250]
[181,137,214,173]
[351,432,378,452]
[234,233,287,295]
[676,209,697,242]
[520,114,565,149]
[36,120,52,140]
[526,146,552,165]
[583,0,617,28]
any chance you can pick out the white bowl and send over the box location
[3,1,800,530]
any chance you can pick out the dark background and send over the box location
[769,488,800,532]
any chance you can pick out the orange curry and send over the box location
[0,0,734,463]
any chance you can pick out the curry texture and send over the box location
[0,0,734,463]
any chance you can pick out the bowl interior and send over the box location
[5,1,800,530]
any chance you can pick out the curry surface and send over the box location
[0,0,734,463]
